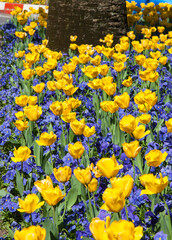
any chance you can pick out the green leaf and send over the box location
[43,218,59,240]
[33,141,43,166]
[0,189,7,198]
[16,170,24,196]
[44,161,53,175]
[66,187,78,210]
[7,227,14,238]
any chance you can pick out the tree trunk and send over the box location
[46,0,127,52]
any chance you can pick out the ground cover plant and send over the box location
[0,1,172,239]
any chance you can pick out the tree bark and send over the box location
[46,0,127,52]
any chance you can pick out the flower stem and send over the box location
[125,202,129,221]
[131,158,135,180]
[49,146,53,167]
[161,193,172,237]
[61,184,67,219]
[88,189,94,218]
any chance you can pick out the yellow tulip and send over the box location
[14,226,46,240]
[110,175,134,198]
[15,111,24,121]
[28,96,37,106]
[165,118,172,133]
[22,68,35,80]
[54,166,72,183]
[145,150,168,167]
[50,101,63,116]
[68,98,81,109]
[140,173,169,195]
[89,217,109,240]
[13,120,29,131]
[101,76,113,85]
[139,114,151,124]
[101,188,125,212]
[88,178,98,192]
[62,100,72,115]
[114,92,130,109]
[61,112,76,123]
[63,84,78,96]
[96,155,123,179]
[62,62,76,74]
[103,83,117,96]
[87,79,103,90]
[132,125,150,139]
[17,194,44,213]
[68,142,85,159]
[122,141,142,159]
[159,56,168,65]
[15,32,27,39]
[15,95,28,107]
[90,55,102,66]
[119,115,138,134]
[83,125,96,137]
[100,101,119,113]
[41,186,65,206]
[15,51,25,58]
[122,76,133,87]
[36,131,57,146]
[34,176,53,193]
[35,66,46,76]
[24,105,42,121]
[47,81,57,91]
[11,146,31,163]
[113,62,126,72]
[70,35,77,42]
[70,118,85,135]
[98,64,109,76]
[70,43,78,50]
[32,83,45,93]
[74,167,92,186]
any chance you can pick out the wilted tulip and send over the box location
[17,194,44,213]
[36,131,57,146]
[54,166,72,183]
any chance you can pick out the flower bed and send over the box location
[0,1,172,240]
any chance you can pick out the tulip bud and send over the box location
[74,167,92,186]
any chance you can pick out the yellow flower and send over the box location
[90,55,102,66]
[70,43,78,51]
[70,35,77,42]
[165,118,172,133]
[122,76,133,87]
[88,178,98,192]
[98,64,109,76]
[50,101,63,116]
[15,32,27,39]
[100,101,119,113]
[35,66,46,76]
[68,98,81,109]
[62,63,76,74]
[89,217,109,240]
[14,119,29,131]
[112,62,126,72]
[62,101,72,115]
[139,114,151,124]
[150,51,161,59]
[34,176,53,193]
[14,226,46,240]
[36,131,57,146]
[145,150,168,167]
[96,155,123,179]
[32,83,45,93]
[15,95,28,107]
[132,125,150,139]
[63,84,78,96]
[54,166,72,183]
[119,115,138,134]
[17,194,44,214]
[122,141,142,158]
[68,142,85,159]
[47,81,57,91]
[135,55,146,66]
[41,186,65,206]
[15,111,24,121]
[15,51,25,58]
[140,173,169,195]
[24,105,42,121]
[43,58,57,71]
[61,112,76,123]
[83,125,96,137]
[159,56,168,65]
[70,118,85,135]
[114,92,130,109]
[74,167,92,186]
[87,79,103,90]
[101,188,125,212]
[110,175,134,198]
[28,96,37,106]
[103,83,117,96]
[22,69,35,80]
[11,146,31,163]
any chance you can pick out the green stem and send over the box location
[132,158,135,180]
[161,194,172,237]
[88,190,94,218]
[52,206,56,224]
[61,184,67,219]
[49,146,53,167]
[125,202,129,221]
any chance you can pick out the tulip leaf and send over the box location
[7,227,14,239]
[16,170,24,196]
[33,141,43,166]
[0,189,8,197]
[44,161,53,175]
[43,218,59,240]
[66,187,78,210]
[159,212,170,239]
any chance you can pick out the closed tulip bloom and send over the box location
[14,120,29,131]
[28,96,37,106]
[32,83,45,93]
[101,188,125,212]
[122,141,142,158]
[68,98,81,109]
[62,101,72,115]
[114,92,130,109]
[22,68,35,80]
[35,66,46,76]
[100,101,119,113]
[140,173,169,195]
[17,194,44,213]
[15,50,25,58]
[87,79,103,90]
[14,226,46,240]
[139,114,151,124]
[144,91,158,106]
[47,81,57,91]
[89,217,109,240]
[24,105,42,121]
[50,101,63,116]
[88,178,98,192]
[96,155,123,179]
[74,167,92,186]
[145,150,168,167]
[34,176,53,193]
[15,111,24,120]
[41,186,65,206]
[36,131,57,146]
[68,142,85,159]
[113,62,126,72]
[106,220,143,240]
[122,76,133,87]
[83,125,96,137]
[15,95,28,107]
[159,56,168,65]
[70,118,85,135]
[11,146,31,163]
[119,115,138,134]
[61,112,76,123]
[54,166,72,183]
[165,118,172,133]
[132,125,150,139]
[103,83,117,96]
[98,64,109,76]
[110,175,134,198]
[63,84,78,96]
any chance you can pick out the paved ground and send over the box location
[0,13,11,25]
